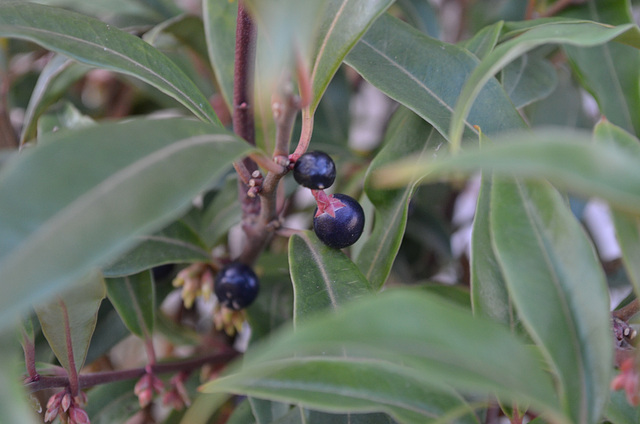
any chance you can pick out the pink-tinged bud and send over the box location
[44,406,59,423]
[137,388,153,408]
[62,392,72,412]
[75,391,88,406]
[69,405,91,424]
[46,391,63,410]
[611,373,626,391]
[151,374,165,394]
[134,374,150,395]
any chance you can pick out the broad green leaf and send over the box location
[561,0,640,135]
[449,19,640,149]
[372,129,640,214]
[470,175,514,327]
[144,14,210,62]
[20,54,92,144]
[201,176,242,248]
[35,271,106,374]
[395,0,440,38]
[288,231,372,323]
[501,52,557,108]
[84,380,139,424]
[593,119,640,297]
[103,220,210,277]
[490,178,612,423]
[309,0,394,113]
[105,270,155,339]
[0,2,220,125]
[201,290,565,423]
[0,118,253,331]
[346,14,525,142]
[248,397,290,424]
[605,389,640,424]
[356,108,445,289]
[461,21,503,59]
[203,0,237,110]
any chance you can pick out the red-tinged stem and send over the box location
[21,328,38,381]
[614,300,640,322]
[25,350,239,394]
[59,298,79,397]
[291,109,314,161]
[295,50,312,109]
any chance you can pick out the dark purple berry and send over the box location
[293,151,336,190]
[313,193,365,249]
[214,263,259,310]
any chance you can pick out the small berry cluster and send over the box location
[292,151,365,249]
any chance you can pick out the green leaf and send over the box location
[309,0,394,113]
[449,18,640,149]
[105,270,155,339]
[0,2,220,125]
[103,220,210,277]
[460,21,503,59]
[248,397,290,424]
[226,397,257,424]
[288,231,372,323]
[346,14,525,142]
[470,175,514,327]
[201,290,565,423]
[144,14,210,63]
[394,0,440,39]
[605,389,640,424]
[203,0,237,110]
[307,410,396,424]
[0,118,253,332]
[84,380,139,424]
[357,108,445,289]
[490,178,612,423]
[561,0,640,135]
[501,52,557,108]
[35,271,106,374]
[593,119,640,297]
[20,54,91,144]
[37,101,95,138]
[201,176,242,248]
[0,332,39,424]
[372,129,640,214]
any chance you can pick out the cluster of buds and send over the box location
[611,356,640,406]
[44,389,89,424]
[213,305,246,336]
[247,170,263,198]
[172,263,214,309]
[134,367,164,408]
[162,371,191,411]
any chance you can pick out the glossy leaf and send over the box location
[501,52,557,109]
[105,270,155,339]
[203,0,237,110]
[201,290,565,423]
[593,119,640,297]
[470,175,514,327]
[0,118,253,331]
[357,108,445,289]
[346,14,525,141]
[308,0,394,113]
[490,178,612,423]
[449,19,640,148]
[372,129,640,214]
[35,271,106,374]
[288,231,372,323]
[20,54,91,144]
[0,2,220,125]
[103,220,210,277]
[561,0,640,135]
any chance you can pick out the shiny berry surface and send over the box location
[214,263,259,310]
[313,193,365,249]
[293,151,336,190]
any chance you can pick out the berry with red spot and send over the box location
[313,193,365,249]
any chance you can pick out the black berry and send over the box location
[214,263,259,310]
[293,151,336,190]
[313,193,365,249]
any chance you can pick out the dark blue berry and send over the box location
[293,151,336,190]
[214,263,259,310]
[313,193,365,249]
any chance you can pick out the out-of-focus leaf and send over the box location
[144,14,210,62]
[201,290,565,424]
[593,119,640,297]
[373,129,640,214]
[490,178,612,423]
[20,54,91,144]
[179,392,229,424]
[461,21,503,59]
[501,52,557,108]
[84,301,130,365]
[105,270,155,339]
[288,231,371,323]
[36,101,94,138]
[357,108,445,289]
[346,14,525,141]
[562,0,640,135]
[0,2,220,125]
[201,176,241,248]
[84,380,139,424]
[0,118,253,332]
[0,331,39,424]
[449,18,640,148]
[226,397,256,424]
[308,0,394,113]
[248,397,290,424]
[35,271,106,374]
[203,0,237,110]
[103,220,210,277]
[605,389,640,424]
[395,0,439,38]
[307,410,396,424]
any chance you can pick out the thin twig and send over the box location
[614,299,640,322]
